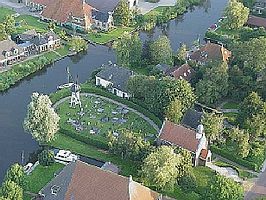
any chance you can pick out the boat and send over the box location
[57,82,74,90]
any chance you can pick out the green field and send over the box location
[87,27,134,44]
[0,6,15,22]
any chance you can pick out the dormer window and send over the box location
[4,51,10,57]
[184,72,187,77]
[13,48,18,55]
[188,69,191,73]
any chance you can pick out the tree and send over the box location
[4,163,26,189]
[0,23,7,41]
[175,148,193,179]
[176,43,187,64]
[48,22,56,31]
[38,150,55,166]
[2,180,23,200]
[201,112,224,143]
[165,99,184,124]
[24,92,60,144]
[0,197,9,200]
[141,146,180,190]
[245,110,266,139]
[205,175,244,200]
[113,0,131,26]
[114,32,142,67]
[231,37,266,75]
[3,15,15,35]
[196,61,229,106]
[223,0,249,29]
[150,35,173,65]
[69,36,88,52]
[178,173,197,192]
[229,127,250,158]
[107,129,151,161]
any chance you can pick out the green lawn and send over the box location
[50,133,139,177]
[145,6,175,18]
[0,7,15,22]
[55,45,69,57]
[87,27,134,44]
[57,95,157,143]
[25,163,64,194]
[193,167,216,195]
[222,101,240,109]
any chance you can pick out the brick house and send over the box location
[38,160,173,200]
[0,40,25,68]
[158,120,211,166]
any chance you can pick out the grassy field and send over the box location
[222,101,240,109]
[0,6,15,22]
[87,27,134,44]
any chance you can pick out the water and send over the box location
[0,0,228,181]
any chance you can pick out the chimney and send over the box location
[129,175,133,182]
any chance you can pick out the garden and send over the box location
[56,94,158,147]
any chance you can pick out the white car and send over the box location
[23,163,33,174]
[54,150,78,162]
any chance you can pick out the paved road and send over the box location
[245,170,266,200]
[53,93,160,133]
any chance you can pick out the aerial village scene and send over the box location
[0,0,265,199]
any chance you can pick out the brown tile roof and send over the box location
[190,42,231,63]
[159,121,200,153]
[0,40,24,61]
[41,0,92,23]
[65,161,129,200]
[167,64,195,81]
[64,161,163,200]
[247,15,266,29]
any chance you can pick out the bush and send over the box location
[38,150,55,166]
[178,173,197,192]
[211,145,258,171]
[59,128,109,150]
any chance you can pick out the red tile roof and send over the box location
[41,0,92,23]
[159,121,200,152]
[167,64,195,81]
[190,42,231,63]
[247,15,266,29]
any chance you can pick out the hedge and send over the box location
[211,145,258,171]
[59,128,109,150]
[50,83,162,128]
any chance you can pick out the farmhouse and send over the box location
[95,64,133,98]
[38,160,171,200]
[166,64,195,82]
[158,120,211,166]
[25,0,138,31]
[189,42,231,64]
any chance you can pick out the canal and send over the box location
[0,0,228,181]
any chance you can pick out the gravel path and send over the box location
[53,93,160,133]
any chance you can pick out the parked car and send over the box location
[23,163,33,174]
[54,150,78,162]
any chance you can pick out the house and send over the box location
[246,15,266,29]
[38,160,171,200]
[95,64,133,98]
[253,0,266,14]
[0,39,25,68]
[154,63,170,74]
[158,120,211,166]
[25,0,138,31]
[189,42,231,64]
[30,31,61,53]
[166,64,195,82]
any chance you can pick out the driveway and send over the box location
[137,0,176,14]
[245,159,266,200]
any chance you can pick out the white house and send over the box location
[95,64,133,98]
[158,120,211,166]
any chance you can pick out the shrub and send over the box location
[178,173,197,192]
[38,150,55,166]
